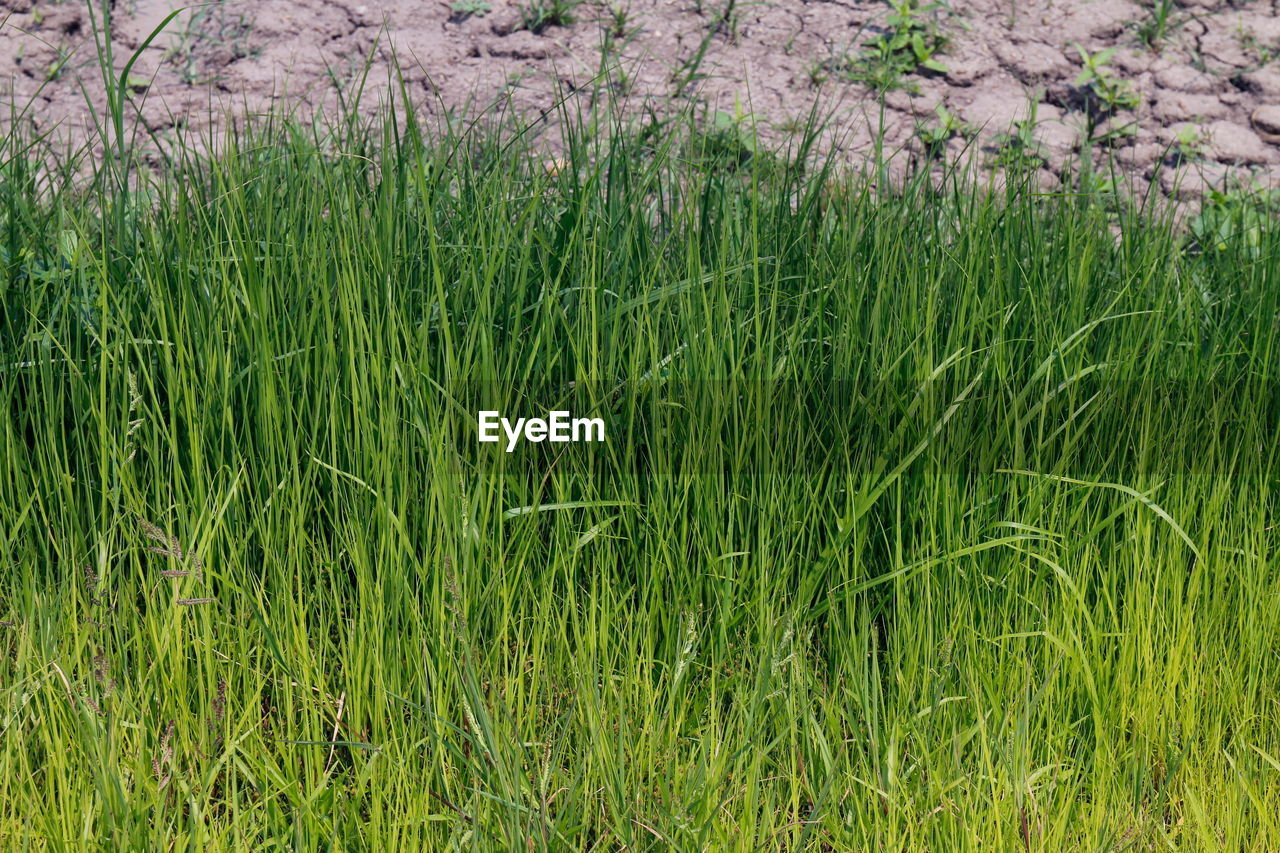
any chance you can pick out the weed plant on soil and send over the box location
[2,77,1280,850]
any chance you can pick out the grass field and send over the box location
[3,81,1280,850]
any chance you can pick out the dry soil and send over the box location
[4,0,1280,200]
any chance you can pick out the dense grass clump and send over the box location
[2,102,1279,850]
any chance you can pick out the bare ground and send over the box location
[4,0,1280,201]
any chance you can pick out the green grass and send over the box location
[2,82,1280,850]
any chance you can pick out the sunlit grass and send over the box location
[2,74,1280,850]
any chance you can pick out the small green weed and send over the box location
[1170,124,1206,164]
[44,47,75,82]
[163,6,257,84]
[1190,184,1280,255]
[519,0,582,33]
[1073,45,1139,143]
[1135,0,1178,51]
[604,2,631,39]
[695,108,760,169]
[843,0,951,91]
[914,104,969,159]
[450,0,493,20]
[991,105,1049,171]
[1236,26,1280,69]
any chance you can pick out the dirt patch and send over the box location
[4,0,1280,201]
